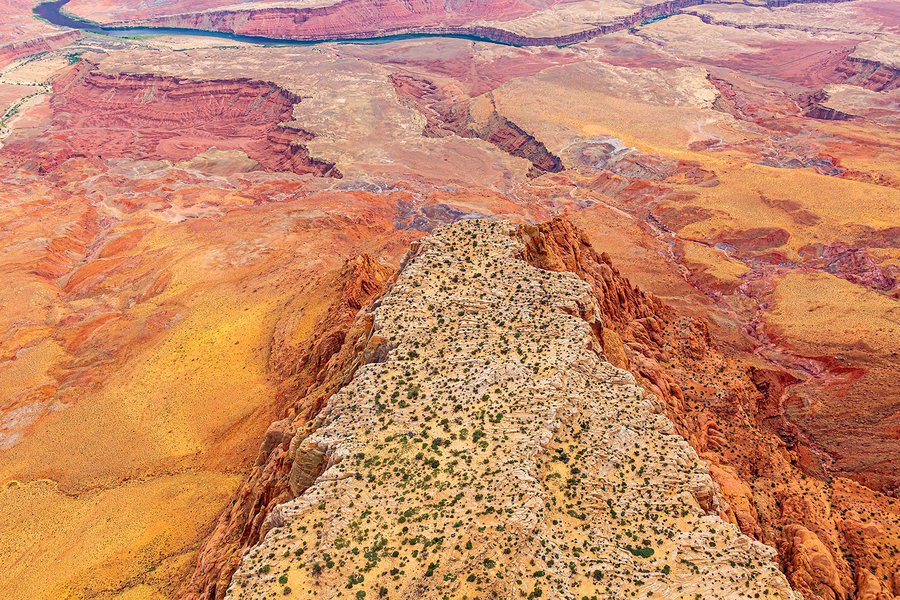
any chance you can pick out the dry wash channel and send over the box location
[227,219,798,599]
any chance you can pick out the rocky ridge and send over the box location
[185,255,394,600]
[520,219,900,600]
[225,219,797,599]
[1,1,898,595]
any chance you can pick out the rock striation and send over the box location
[116,0,708,46]
[0,31,82,68]
[76,0,864,47]
[2,61,339,176]
[832,56,899,93]
[391,74,563,176]
[225,219,797,599]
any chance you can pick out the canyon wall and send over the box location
[518,217,900,600]
[390,73,562,176]
[2,62,339,176]
[198,216,899,600]
[121,0,707,46]
[0,31,81,68]
[184,256,394,600]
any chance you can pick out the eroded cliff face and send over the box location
[390,73,563,176]
[192,217,899,600]
[185,255,394,600]
[3,1,898,595]
[0,31,82,68]
[221,218,798,599]
[832,57,899,93]
[516,217,900,600]
[74,0,861,47]
[2,61,340,177]
[120,0,708,46]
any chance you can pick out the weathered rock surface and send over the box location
[391,73,562,175]
[1,0,898,596]
[102,0,704,45]
[515,218,900,600]
[185,255,393,600]
[2,61,339,176]
[226,219,797,599]
[0,31,81,68]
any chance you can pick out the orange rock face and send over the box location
[176,215,898,600]
[186,255,394,600]
[519,217,900,600]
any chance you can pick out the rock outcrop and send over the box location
[0,30,81,68]
[833,57,899,92]
[798,90,855,121]
[2,62,339,176]
[193,217,900,600]
[391,74,562,176]
[799,242,898,293]
[224,219,798,599]
[515,217,900,600]
[184,256,393,600]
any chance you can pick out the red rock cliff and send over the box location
[191,217,899,600]
[518,216,900,600]
[390,73,563,176]
[183,255,393,600]
[2,62,340,177]
[125,0,706,46]
[0,30,81,68]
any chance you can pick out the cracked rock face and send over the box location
[227,219,797,599]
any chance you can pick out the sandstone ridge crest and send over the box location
[226,218,799,600]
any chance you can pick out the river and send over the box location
[33,0,518,47]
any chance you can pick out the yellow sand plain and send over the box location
[680,163,900,256]
[682,239,751,286]
[765,271,900,355]
[0,185,382,598]
[0,473,239,599]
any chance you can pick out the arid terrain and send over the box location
[0,0,897,598]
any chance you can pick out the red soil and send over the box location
[2,62,339,176]
[721,40,856,89]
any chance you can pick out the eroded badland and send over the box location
[0,0,898,598]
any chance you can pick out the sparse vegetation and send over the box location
[224,220,797,599]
